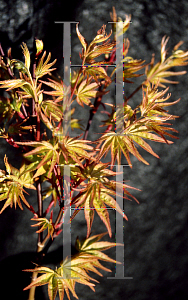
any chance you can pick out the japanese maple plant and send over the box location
[0,7,187,300]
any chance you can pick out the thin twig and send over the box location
[0,43,5,56]
[125,83,143,103]
[21,103,28,118]
[36,178,43,244]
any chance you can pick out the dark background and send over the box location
[0,0,188,299]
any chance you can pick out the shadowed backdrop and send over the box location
[0,1,188,299]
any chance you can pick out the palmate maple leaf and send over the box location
[74,77,108,107]
[140,84,181,119]
[23,232,121,300]
[40,78,64,102]
[0,78,35,99]
[76,23,115,65]
[95,124,175,168]
[34,51,57,81]
[0,155,35,213]
[16,140,60,179]
[83,65,111,83]
[31,211,56,239]
[145,36,188,87]
[41,99,64,122]
[75,232,123,263]
[58,134,94,168]
[110,38,147,83]
[95,83,179,168]
[71,160,139,237]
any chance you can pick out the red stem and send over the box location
[125,83,143,103]
[36,113,40,141]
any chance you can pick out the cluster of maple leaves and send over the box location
[0,6,188,300]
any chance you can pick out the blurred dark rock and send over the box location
[0,1,188,300]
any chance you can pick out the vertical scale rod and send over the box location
[107,165,133,280]
[55,21,78,278]
[115,165,124,278]
[63,22,71,278]
[63,22,72,278]
[63,164,71,278]
[115,22,124,278]
[108,20,133,280]
[115,21,124,136]
[63,22,71,137]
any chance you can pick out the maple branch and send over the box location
[38,176,85,257]
[125,83,143,103]
[36,179,43,244]
[21,103,28,118]
[36,113,40,141]
[39,207,64,257]
[28,272,38,300]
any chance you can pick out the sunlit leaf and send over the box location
[36,39,44,56]
[17,140,59,178]
[21,42,30,70]
[41,78,64,102]
[58,135,94,168]
[35,51,57,80]
[145,36,188,87]
[110,7,131,39]
[31,214,54,239]
[76,24,88,52]
[71,160,138,237]
[75,78,108,107]
[23,231,122,299]
[0,156,35,213]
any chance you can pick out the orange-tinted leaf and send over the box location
[35,51,57,79]
[76,24,88,52]
[21,42,30,70]
[41,78,64,102]
[145,36,188,87]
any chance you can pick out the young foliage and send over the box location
[0,6,187,300]
[71,160,139,237]
[0,155,35,213]
[145,36,188,87]
[23,232,120,300]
